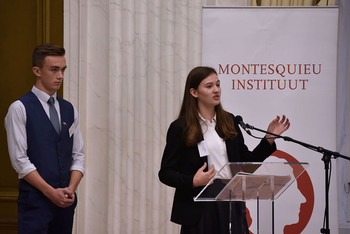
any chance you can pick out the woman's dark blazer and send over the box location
[158,114,276,225]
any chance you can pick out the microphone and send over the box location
[235,115,251,135]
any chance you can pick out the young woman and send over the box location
[158,66,290,234]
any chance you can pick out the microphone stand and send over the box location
[243,122,350,234]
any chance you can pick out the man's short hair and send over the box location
[32,44,65,68]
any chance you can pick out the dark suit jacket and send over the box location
[158,114,276,225]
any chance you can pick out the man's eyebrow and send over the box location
[50,65,67,69]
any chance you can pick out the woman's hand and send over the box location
[265,115,290,145]
[193,162,216,187]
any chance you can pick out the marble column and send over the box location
[64,0,204,233]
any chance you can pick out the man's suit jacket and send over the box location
[158,114,276,225]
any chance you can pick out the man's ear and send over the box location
[190,88,198,98]
[32,67,41,77]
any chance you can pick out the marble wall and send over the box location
[63,0,348,233]
[64,0,204,233]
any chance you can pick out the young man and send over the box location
[5,44,85,234]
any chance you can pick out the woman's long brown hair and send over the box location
[178,66,237,147]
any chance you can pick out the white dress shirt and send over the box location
[4,86,85,179]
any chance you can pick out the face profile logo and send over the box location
[247,150,315,234]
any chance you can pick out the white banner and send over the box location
[203,7,339,233]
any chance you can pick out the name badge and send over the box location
[69,121,76,137]
[197,140,209,157]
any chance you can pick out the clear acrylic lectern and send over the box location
[194,162,309,234]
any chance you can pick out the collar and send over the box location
[32,86,57,103]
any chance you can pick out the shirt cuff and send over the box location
[18,166,36,179]
[70,165,85,175]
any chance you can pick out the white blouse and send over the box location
[198,114,231,179]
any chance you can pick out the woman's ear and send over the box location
[32,67,41,77]
[190,88,198,98]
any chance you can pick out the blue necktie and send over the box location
[48,97,60,134]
